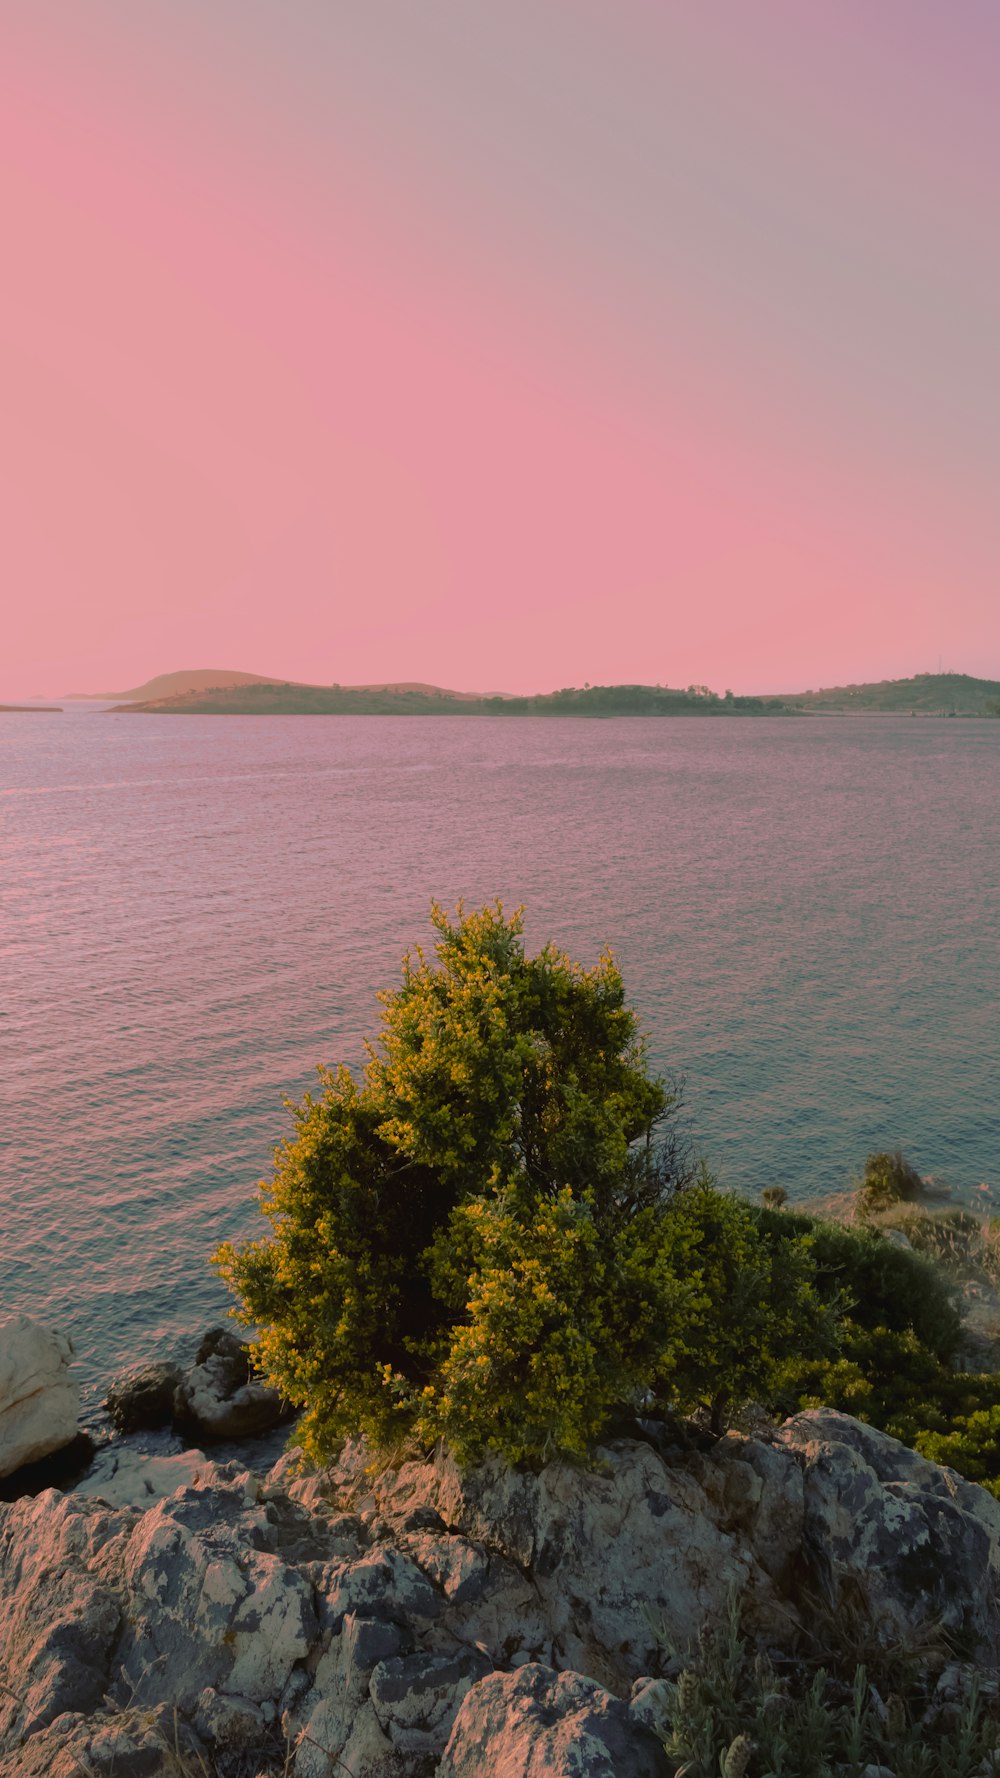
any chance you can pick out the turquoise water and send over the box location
[3,708,998,1401]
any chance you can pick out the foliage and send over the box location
[753,1204,1000,1494]
[217,904,846,1466]
[751,1205,962,1360]
[659,1591,1000,1778]
[853,1147,925,1219]
[218,907,1000,1480]
[216,903,706,1466]
[658,1182,836,1436]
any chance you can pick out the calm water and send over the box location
[3,708,999,1403]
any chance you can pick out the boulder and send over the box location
[172,1325,287,1439]
[438,1665,671,1778]
[0,1315,80,1478]
[114,1480,318,1712]
[105,1360,182,1432]
[369,1647,493,1756]
[779,1408,1000,1657]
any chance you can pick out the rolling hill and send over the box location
[773,672,1000,715]
[110,682,785,716]
[65,668,289,701]
[86,667,1000,718]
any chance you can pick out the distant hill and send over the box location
[775,672,1000,715]
[91,667,1000,719]
[69,669,503,702]
[65,668,290,701]
[111,682,787,716]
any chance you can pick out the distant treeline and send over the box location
[116,682,789,717]
[112,669,1000,717]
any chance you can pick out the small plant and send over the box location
[761,1187,788,1210]
[660,1591,1000,1778]
[854,1148,925,1220]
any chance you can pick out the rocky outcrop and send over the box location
[172,1325,288,1440]
[1,1411,998,1776]
[0,1315,80,1478]
[439,1666,670,1777]
[326,1423,804,1690]
[779,1408,1000,1654]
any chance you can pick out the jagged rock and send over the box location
[2,1705,206,1777]
[369,1648,493,1754]
[438,1664,671,1777]
[317,1544,443,1634]
[0,1489,130,1747]
[105,1361,183,1432]
[0,1315,81,1478]
[114,1480,318,1711]
[329,1430,802,1689]
[779,1409,1000,1656]
[172,1325,288,1440]
[294,1609,411,1778]
[4,1409,1000,1777]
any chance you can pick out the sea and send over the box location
[2,705,998,1407]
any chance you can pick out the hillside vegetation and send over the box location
[114,681,786,715]
[776,671,1000,715]
[107,668,1000,715]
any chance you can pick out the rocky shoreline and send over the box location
[3,1313,1000,1776]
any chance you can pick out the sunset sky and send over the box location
[3,2,999,697]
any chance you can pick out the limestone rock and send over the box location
[76,1445,217,1509]
[105,1360,182,1432]
[779,1408,1000,1657]
[173,1324,288,1440]
[331,1431,802,1688]
[369,1647,493,1755]
[0,1315,80,1478]
[114,1480,318,1712]
[438,1664,671,1778]
[2,1706,206,1778]
[5,1408,1000,1778]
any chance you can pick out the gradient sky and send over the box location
[3,2,999,697]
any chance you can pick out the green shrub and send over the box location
[853,1146,924,1218]
[215,905,704,1464]
[752,1205,962,1360]
[658,1181,835,1435]
[216,905,838,1466]
[659,1590,1000,1778]
[216,906,1000,1481]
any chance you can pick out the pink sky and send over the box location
[2,2,999,697]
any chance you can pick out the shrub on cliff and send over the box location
[216,904,683,1462]
[853,1146,924,1218]
[215,904,825,1465]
